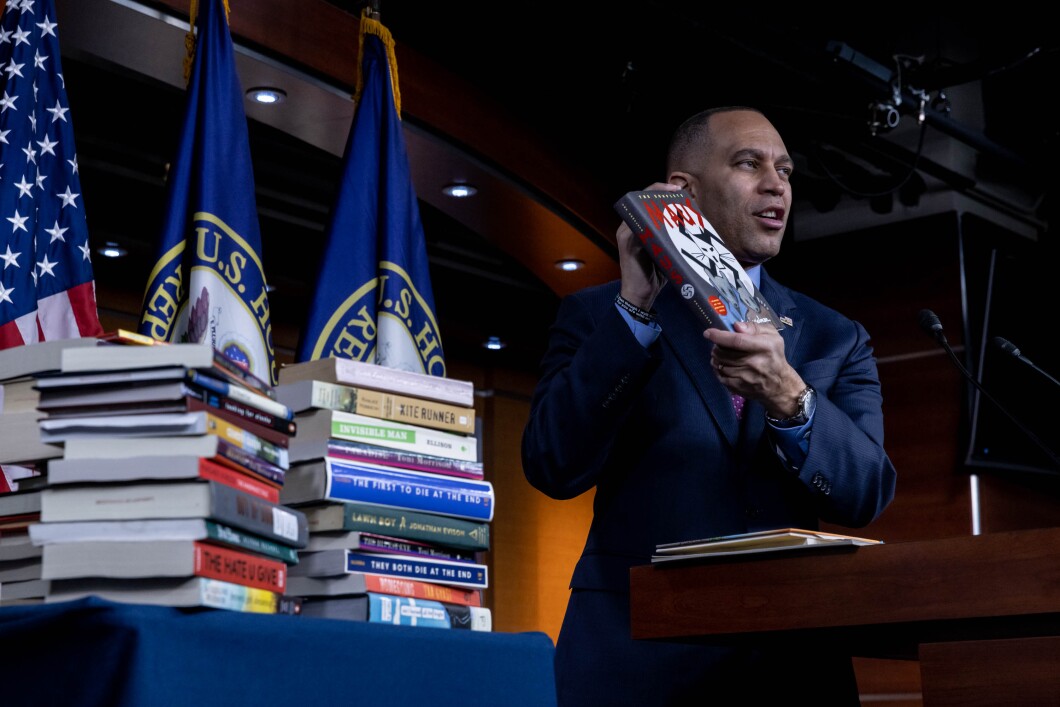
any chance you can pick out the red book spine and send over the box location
[363,574,482,607]
[194,541,287,593]
[197,458,279,503]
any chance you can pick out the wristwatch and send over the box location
[765,385,816,427]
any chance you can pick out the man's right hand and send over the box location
[617,182,678,310]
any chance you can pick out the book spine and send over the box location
[293,381,475,434]
[184,395,293,447]
[353,532,474,563]
[343,550,488,589]
[333,359,474,407]
[204,520,299,564]
[194,541,287,593]
[187,370,294,420]
[198,458,279,503]
[207,482,308,548]
[325,438,484,480]
[197,576,279,613]
[306,502,490,551]
[214,439,285,487]
[326,412,477,463]
[442,602,492,631]
[363,574,482,607]
[205,413,289,469]
[324,458,495,522]
[367,592,452,629]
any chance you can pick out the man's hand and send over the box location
[617,182,677,309]
[705,321,806,418]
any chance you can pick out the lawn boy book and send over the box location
[301,501,490,552]
[614,189,787,331]
[651,527,883,563]
[291,549,488,590]
[281,457,495,522]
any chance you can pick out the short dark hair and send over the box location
[665,106,764,175]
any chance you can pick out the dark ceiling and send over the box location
[55,1,1060,375]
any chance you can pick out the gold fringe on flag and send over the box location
[183,0,231,84]
[356,7,401,116]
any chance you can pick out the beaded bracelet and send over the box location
[615,293,657,324]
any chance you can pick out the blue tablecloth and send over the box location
[0,597,557,707]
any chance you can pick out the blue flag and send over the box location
[0,0,102,349]
[296,11,445,377]
[138,0,276,384]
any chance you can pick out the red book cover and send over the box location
[363,574,482,607]
[197,458,279,503]
[614,190,787,331]
[194,540,287,593]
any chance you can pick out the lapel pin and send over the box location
[780,316,794,327]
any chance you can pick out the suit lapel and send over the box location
[655,287,741,447]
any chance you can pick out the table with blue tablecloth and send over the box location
[0,597,558,706]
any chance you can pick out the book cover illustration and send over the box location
[614,190,787,331]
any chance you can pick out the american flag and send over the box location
[0,0,101,349]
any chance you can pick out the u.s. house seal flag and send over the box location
[138,0,276,384]
[295,10,445,376]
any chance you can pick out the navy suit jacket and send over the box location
[523,270,897,594]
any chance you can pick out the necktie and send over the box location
[731,393,745,421]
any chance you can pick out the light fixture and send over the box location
[483,336,506,351]
[97,241,127,258]
[246,87,286,105]
[442,183,477,198]
[555,259,585,272]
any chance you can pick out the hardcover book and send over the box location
[41,539,289,593]
[302,529,474,563]
[652,527,882,563]
[290,409,478,464]
[29,518,300,565]
[59,434,287,488]
[291,548,488,590]
[45,576,280,613]
[275,379,475,434]
[39,480,309,548]
[277,357,474,407]
[301,501,490,552]
[324,438,484,480]
[366,592,491,630]
[285,572,482,606]
[281,457,495,522]
[47,456,280,503]
[613,189,787,331]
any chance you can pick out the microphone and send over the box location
[992,336,1060,390]
[918,310,1060,469]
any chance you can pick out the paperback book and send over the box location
[652,527,883,563]
[275,379,475,435]
[282,457,495,522]
[301,501,490,552]
[291,549,488,590]
[325,438,484,480]
[302,529,474,563]
[278,357,474,407]
[289,409,478,464]
[285,572,482,606]
[614,189,787,331]
[45,575,281,613]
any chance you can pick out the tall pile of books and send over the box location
[275,358,492,631]
[14,335,308,613]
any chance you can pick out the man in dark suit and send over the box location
[521,107,897,706]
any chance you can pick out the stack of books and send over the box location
[20,338,308,614]
[275,357,492,630]
[0,336,123,605]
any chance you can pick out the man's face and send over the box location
[688,111,793,268]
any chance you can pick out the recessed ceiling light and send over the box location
[246,87,286,105]
[442,183,477,198]
[555,259,585,272]
[483,336,506,350]
[97,241,127,258]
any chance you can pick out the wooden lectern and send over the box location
[630,527,1060,707]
